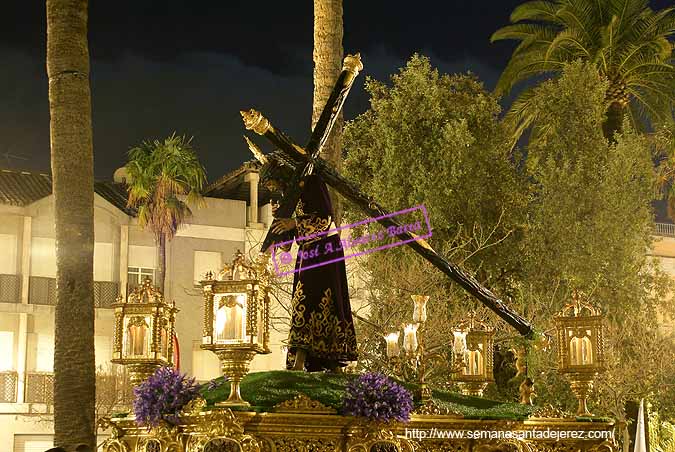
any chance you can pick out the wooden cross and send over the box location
[241,54,535,337]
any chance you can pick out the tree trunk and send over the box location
[46,0,96,449]
[602,101,624,142]
[313,0,344,225]
[157,232,166,293]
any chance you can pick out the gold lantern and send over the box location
[450,312,494,396]
[200,250,272,406]
[111,278,178,387]
[554,290,605,416]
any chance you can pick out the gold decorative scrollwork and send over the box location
[273,393,337,414]
[474,438,534,452]
[181,396,207,416]
[345,421,415,452]
[132,421,182,452]
[413,399,464,417]
[101,441,132,452]
[528,404,574,419]
[269,437,339,452]
[128,278,164,304]
[185,408,261,452]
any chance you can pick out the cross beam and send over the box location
[241,55,535,338]
[247,54,364,254]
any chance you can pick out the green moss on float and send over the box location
[199,370,535,419]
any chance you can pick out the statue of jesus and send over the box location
[258,153,358,372]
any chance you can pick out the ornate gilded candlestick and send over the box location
[111,278,178,387]
[450,312,494,396]
[385,295,450,401]
[554,290,605,416]
[200,250,272,407]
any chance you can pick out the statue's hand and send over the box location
[271,218,296,233]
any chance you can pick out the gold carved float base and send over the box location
[100,394,617,452]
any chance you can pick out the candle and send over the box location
[384,332,400,358]
[453,331,467,354]
[411,295,429,323]
[581,336,592,365]
[403,324,418,354]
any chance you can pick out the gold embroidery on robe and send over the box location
[295,215,332,238]
[287,282,358,360]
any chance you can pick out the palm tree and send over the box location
[313,0,344,225]
[46,0,96,449]
[125,133,207,293]
[491,0,675,143]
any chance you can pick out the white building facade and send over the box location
[0,164,290,451]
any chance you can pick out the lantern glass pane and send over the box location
[213,293,247,343]
[123,315,152,358]
[159,323,169,359]
[465,345,484,376]
[581,336,593,364]
[570,336,580,365]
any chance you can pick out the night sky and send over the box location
[2,1,672,181]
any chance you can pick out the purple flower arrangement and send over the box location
[342,372,413,423]
[132,366,200,427]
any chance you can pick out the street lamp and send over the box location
[554,290,605,416]
[111,278,178,387]
[200,250,272,407]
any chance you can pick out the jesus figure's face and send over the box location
[264,178,284,193]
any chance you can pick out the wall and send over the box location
[0,214,23,275]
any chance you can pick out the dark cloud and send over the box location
[2,1,670,179]
[0,46,497,179]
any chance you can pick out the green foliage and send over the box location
[125,133,207,240]
[492,0,675,142]
[343,55,675,419]
[343,54,528,280]
[519,62,655,296]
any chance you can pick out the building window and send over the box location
[193,251,222,285]
[128,267,155,289]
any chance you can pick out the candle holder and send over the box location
[554,290,605,416]
[385,295,449,402]
[450,312,494,397]
[200,250,272,407]
[111,279,178,387]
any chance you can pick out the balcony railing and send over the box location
[22,371,133,408]
[25,371,54,404]
[94,281,119,308]
[28,277,119,308]
[655,222,675,237]
[28,276,56,305]
[0,370,18,403]
[0,274,21,303]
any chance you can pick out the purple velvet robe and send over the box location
[280,174,358,371]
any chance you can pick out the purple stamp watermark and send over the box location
[271,204,432,276]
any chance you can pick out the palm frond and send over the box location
[503,85,541,149]
[494,0,675,135]
[546,28,591,60]
[490,23,554,43]
[510,0,561,23]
